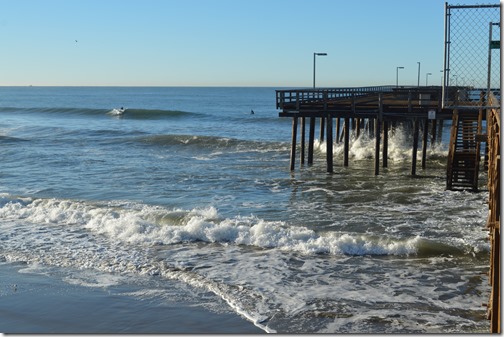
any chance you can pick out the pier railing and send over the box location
[276,86,396,110]
[485,91,500,333]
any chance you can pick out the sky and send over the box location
[0,0,500,87]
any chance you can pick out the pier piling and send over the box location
[300,117,306,165]
[326,116,333,173]
[383,120,389,168]
[308,117,315,165]
[411,118,420,176]
[290,116,297,171]
[344,117,350,167]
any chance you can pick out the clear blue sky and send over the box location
[0,0,499,87]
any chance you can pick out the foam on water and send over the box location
[0,192,488,328]
[316,127,449,162]
[0,194,443,257]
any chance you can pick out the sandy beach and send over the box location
[0,262,264,334]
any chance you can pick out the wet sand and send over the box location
[0,262,264,334]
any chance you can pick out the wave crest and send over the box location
[0,195,426,257]
[0,106,198,119]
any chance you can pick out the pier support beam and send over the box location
[308,117,316,165]
[300,117,306,165]
[290,117,298,171]
[383,120,389,168]
[374,119,381,175]
[374,94,383,175]
[336,118,341,144]
[344,117,350,167]
[412,118,420,175]
[319,117,325,143]
[326,115,333,172]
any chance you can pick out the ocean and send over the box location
[0,86,490,333]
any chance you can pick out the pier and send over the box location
[276,86,481,179]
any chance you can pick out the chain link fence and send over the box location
[442,3,501,109]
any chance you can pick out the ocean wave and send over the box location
[109,108,202,119]
[0,135,29,142]
[137,134,286,153]
[0,106,199,119]
[0,195,474,257]
[0,106,106,115]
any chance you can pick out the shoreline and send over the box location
[0,262,264,334]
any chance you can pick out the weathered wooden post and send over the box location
[290,116,298,171]
[352,93,361,139]
[344,117,350,167]
[412,118,420,175]
[300,117,306,165]
[319,116,325,142]
[383,120,389,168]
[308,117,315,165]
[336,118,341,144]
[374,93,383,175]
[326,114,333,173]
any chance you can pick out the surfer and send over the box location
[108,107,125,116]
[251,109,254,114]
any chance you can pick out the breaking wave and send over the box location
[0,106,200,119]
[0,194,474,258]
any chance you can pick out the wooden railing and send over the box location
[275,86,397,110]
[485,91,500,333]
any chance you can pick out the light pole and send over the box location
[313,52,327,88]
[417,62,421,87]
[396,66,404,87]
[425,72,432,86]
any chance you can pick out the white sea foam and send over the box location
[0,196,422,257]
[315,127,449,162]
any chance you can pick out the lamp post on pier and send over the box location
[417,62,421,87]
[425,72,432,86]
[313,52,327,88]
[396,66,404,87]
